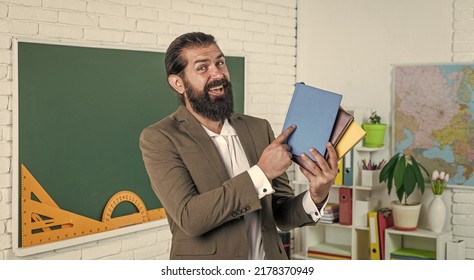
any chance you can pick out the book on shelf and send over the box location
[378,207,394,260]
[390,248,436,260]
[307,243,351,260]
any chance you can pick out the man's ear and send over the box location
[168,74,185,94]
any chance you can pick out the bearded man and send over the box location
[140,32,338,260]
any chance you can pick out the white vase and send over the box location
[427,195,446,233]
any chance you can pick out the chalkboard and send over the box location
[17,41,245,247]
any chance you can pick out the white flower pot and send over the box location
[391,201,421,231]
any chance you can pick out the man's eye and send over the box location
[197,65,207,72]
[217,61,225,67]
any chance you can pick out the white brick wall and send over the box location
[0,0,298,260]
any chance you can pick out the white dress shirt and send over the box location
[202,119,325,259]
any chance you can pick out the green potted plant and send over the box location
[362,111,387,147]
[379,152,429,230]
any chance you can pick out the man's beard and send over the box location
[184,77,234,122]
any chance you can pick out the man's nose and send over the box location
[209,65,225,79]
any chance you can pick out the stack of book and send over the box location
[282,83,366,174]
[319,203,339,224]
[307,243,351,260]
[390,248,436,260]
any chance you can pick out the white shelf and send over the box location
[355,146,385,152]
[385,228,452,260]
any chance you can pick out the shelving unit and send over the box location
[292,146,389,260]
[291,108,453,260]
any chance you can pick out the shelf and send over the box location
[385,228,452,260]
[355,146,385,152]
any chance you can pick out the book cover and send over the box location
[282,83,342,173]
[330,107,354,147]
[307,243,351,257]
[334,120,366,159]
[390,248,436,260]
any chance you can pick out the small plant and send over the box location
[369,111,382,124]
[431,170,449,195]
[379,152,429,205]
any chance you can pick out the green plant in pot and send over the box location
[362,111,387,148]
[379,152,429,230]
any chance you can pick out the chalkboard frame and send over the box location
[12,39,246,256]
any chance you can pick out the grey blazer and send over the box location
[140,106,315,259]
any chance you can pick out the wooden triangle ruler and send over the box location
[20,164,165,247]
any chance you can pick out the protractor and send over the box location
[102,191,149,227]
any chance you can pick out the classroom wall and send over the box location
[298,0,474,259]
[0,0,298,260]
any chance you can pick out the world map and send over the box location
[394,65,474,186]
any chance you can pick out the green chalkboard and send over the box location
[17,42,245,245]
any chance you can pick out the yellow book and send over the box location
[335,121,366,159]
[368,211,381,260]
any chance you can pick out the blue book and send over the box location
[282,83,342,174]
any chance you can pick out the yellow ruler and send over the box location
[20,164,165,248]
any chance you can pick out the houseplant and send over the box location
[362,111,387,147]
[379,152,429,230]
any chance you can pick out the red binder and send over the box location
[377,208,394,260]
[339,187,352,225]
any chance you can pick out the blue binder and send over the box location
[343,149,354,186]
[282,83,342,173]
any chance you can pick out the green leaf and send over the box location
[396,184,404,203]
[404,165,416,198]
[379,153,399,182]
[393,155,406,191]
[380,153,400,195]
[411,156,426,194]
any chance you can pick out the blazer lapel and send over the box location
[229,114,259,166]
[175,106,230,182]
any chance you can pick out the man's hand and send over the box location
[299,143,339,204]
[257,125,296,180]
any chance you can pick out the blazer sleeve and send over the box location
[139,125,262,238]
[259,121,316,230]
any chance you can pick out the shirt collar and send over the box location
[202,119,237,137]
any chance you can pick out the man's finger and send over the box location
[274,125,296,144]
[325,143,338,169]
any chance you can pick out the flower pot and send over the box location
[391,201,421,231]
[362,123,387,148]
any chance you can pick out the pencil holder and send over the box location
[361,170,381,186]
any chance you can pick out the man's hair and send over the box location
[165,32,217,77]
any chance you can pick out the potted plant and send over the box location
[379,152,429,230]
[362,111,387,147]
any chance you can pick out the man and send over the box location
[140,32,338,260]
